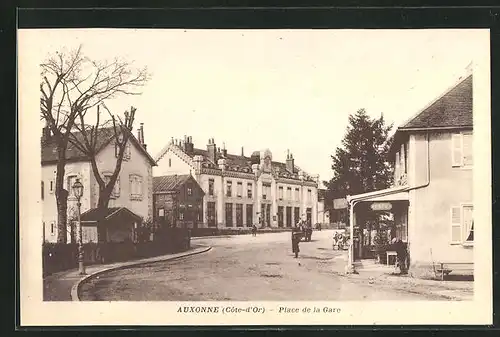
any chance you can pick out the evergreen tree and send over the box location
[324,109,394,225]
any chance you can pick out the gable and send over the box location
[154,147,195,176]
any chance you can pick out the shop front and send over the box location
[346,186,410,272]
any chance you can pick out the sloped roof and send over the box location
[181,146,313,181]
[41,127,157,166]
[153,174,194,193]
[80,207,142,223]
[400,74,473,130]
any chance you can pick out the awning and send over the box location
[80,207,142,226]
[347,185,410,204]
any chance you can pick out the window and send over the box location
[129,174,143,200]
[169,158,172,167]
[207,202,216,227]
[187,185,192,195]
[246,204,253,226]
[41,181,44,200]
[115,142,131,160]
[179,211,184,220]
[236,204,243,227]
[278,206,284,227]
[278,186,284,200]
[247,183,253,198]
[49,180,54,194]
[237,182,243,197]
[294,188,299,201]
[208,179,214,196]
[50,222,55,235]
[225,203,233,227]
[307,189,312,202]
[158,208,165,217]
[226,181,232,197]
[287,187,292,200]
[286,207,292,227]
[451,205,474,244]
[262,183,271,200]
[452,132,473,168]
[294,207,300,225]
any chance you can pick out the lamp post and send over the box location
[72,178,86,275]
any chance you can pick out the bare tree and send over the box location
[68,105,137,242]
[40,45,150,243]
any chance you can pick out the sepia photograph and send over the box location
[18,27,492,325]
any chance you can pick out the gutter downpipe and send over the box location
[345,133,430,274]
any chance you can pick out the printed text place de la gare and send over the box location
[177,306,341,314]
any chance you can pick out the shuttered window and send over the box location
[462,132,473,167]
[452,132,473,168]
[451,134,462,167]
[451,205,474,244]
[451,206,462,243]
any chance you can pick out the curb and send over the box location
[71,245,212,301]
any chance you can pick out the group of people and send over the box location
[332,231,348,250]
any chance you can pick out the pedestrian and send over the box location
[252,224,257,237]
[292,231,300,258]
[391,237,408,274]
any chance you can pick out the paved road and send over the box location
[79,230,437,301]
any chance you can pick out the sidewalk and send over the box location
[347,259,474,300]
[43,245,211,301]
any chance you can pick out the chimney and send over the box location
[286,150,295,173]
[222,142,227,157]
[139,123,147,150]
[241,147,244,157]
[207,138,217,163]
[185,136,194,155]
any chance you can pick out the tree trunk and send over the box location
[96,187,113,242]
[55,148,68,244]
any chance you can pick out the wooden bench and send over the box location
[435,262,474,281]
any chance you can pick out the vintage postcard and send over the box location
[18,28,492,326]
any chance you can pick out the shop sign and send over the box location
[370,202,392,211]
[333,198,348,209]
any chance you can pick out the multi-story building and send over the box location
[41,124,156,243]
[154,137,320,228]
[153,174,205,229]
[347,71,474,277]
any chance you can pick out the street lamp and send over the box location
[72,178,86,275]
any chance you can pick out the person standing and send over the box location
[252,224,257,237]
[292,231,300,258]
[391,237,408,274]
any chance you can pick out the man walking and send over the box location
[292,230,300,258]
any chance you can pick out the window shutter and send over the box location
[451,134,463,167]
[451,206,462,243]
[462,133,473,167]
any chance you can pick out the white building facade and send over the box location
[154,137,319,228]
[41,125,156,243]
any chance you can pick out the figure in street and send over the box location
[292,230,300,258]
[252,224,257,237]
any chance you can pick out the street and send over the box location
[79,229,442,301]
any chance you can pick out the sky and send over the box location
[23,28,489,187]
